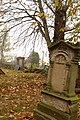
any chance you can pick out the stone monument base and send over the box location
[34,91,79,120]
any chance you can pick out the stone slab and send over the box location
[34,102,78,120]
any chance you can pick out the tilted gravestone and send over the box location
[34,40,80,120]
[0,69,5,74]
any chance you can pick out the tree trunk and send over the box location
[54,6,66,42]
[1,46,4,63]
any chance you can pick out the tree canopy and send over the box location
[26,51,39,68]
[0,0,80,52]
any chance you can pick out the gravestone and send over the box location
[76,65,80,94]
[16,57,25,70]
[34,40,80,120]
[0,69,5,74]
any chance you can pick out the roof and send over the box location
[49,40,80,50]
[16,57,25,59]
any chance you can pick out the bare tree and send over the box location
[0,0,80,57]
[0,26,11,63]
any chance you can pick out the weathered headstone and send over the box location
[16,57,25,70]
[76,65,80,93]
[34,40,80,120]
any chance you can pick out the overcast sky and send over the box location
[9,30,49,64]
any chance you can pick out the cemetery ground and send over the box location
[0,68,46,120]
[0,68,80,120]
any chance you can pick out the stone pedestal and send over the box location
[34,41,80,120]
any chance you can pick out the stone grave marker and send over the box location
[16,57,25,70]
[76,65,80,93]
[34,40,80,120]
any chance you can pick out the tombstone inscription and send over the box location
[34,40,80,120]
